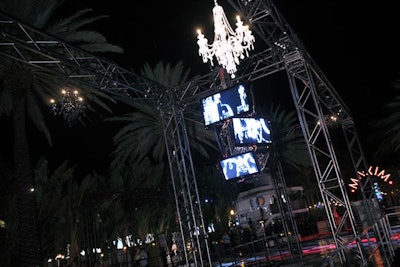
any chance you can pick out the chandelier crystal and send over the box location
[197,0,255,78]
[50,87,86,126]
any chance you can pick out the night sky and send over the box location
[3,1,399,173]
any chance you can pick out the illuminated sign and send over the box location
[348,166,392,193]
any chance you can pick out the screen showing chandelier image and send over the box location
[232,117,272,145]
[219,152,259,180]
[201,84,250,126]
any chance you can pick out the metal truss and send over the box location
[271,159,303,259]
[160,101,213,266]
[226,0,393,265]
[0,0,393,265]
[0,11,163,100]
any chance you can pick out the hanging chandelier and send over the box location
[197,0,255,78]
[50,87,86,126]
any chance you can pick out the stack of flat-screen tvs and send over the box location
[200,83,272,181]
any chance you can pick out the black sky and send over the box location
[69,0,400,113]
[46,0,400,169]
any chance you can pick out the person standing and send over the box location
[222,230,232,259]
[222,231,231,250]
[135,246,149,267]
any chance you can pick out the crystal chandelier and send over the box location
[197,0,255,78]
[50,87,86,126]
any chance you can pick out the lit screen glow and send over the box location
[201,84,250,126]
[219,152,259,180]
[232,117,272,145]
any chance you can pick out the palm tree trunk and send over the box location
[13,92,41,266]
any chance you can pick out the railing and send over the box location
[47,207,400,266]
[313,207,400,267]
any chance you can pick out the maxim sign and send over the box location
[349,166,392,193]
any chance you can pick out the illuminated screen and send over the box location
[201,84,250,126]
[219,151,259,180]
[232,117,272,145]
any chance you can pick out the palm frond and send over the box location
[0,0,59,28]
[46,9,105,32]
[371,82,400,157]
[261,103,311,170]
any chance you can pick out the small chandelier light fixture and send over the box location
[197,0,255,78]
[50,87,86,126]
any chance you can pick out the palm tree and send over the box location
[35,157,134,266]
[140,61,192,87]
[264,103,312,175]
[0,0,123,265]
[370,77,400,164]
[35,158,100,266]
[107,61,218,177]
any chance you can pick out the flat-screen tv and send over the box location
[219,151,259,180]
[201,83,250,126]
[232,117,272,145]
